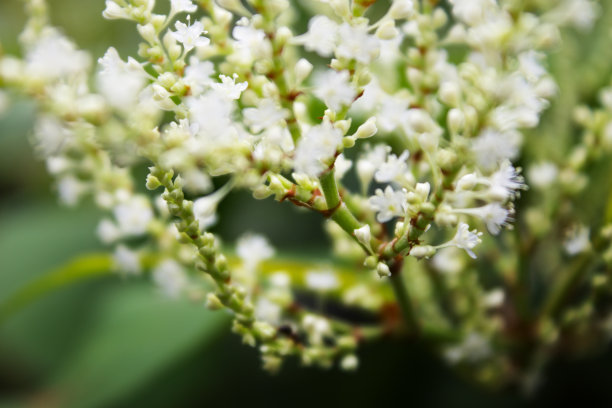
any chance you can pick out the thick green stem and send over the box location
[319,168,363,238]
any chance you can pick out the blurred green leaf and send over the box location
[47,284,228,408]
[0,253,112,324]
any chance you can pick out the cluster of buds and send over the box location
[2,0,611,388]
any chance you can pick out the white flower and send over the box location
[483,288,505,308]
[519,51,547,83]
[297,15,338,57]
[232,21,269,61]
[243,99,287,132]
[455,203,511,235]
[113,245,142,275]
[193,195,220,230]
[172,19,210,52]
[153,260,188,298]
[306,270,339,291]
[97,219,120,244]
[447,223,483,259]
[302,314,331,346]
[211,74,248,100]
[97,47,146,110]
[32,116,70,157]
[57,176,86,206]
[369,186,407,223]
[113,196,153,236]
[170,0,197,15]
[269,272,291,288]
[449,0,496,26]
[564,225,591,255]
[471,129,520,172]
[528,162,558,188]
[184,57,215,96]
[26,31,90,80]
[237,233,275,269]
[431,247,464,275]
[255,297,282,325]
[357,144,389,192]
[334,154,352,181]
[336,23,380,64]
[374,150,410,183]
[488,161,526,201]
[294,121,344,177]
[313,70,356,112]
[444,333,492,364]
[340,355,359,371]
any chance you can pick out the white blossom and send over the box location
[212,74,248,100]
[243,99,287,133]
[369,186,407,223]
[488,161,526,201]
[313,70,356,112]
[375,150,410,183]
[564,225,591,255]
[297,15,338,57]
[471,129,521,171]
[172,19,210,52]
[294,121,343,177]
[335,23,380,64]
[26,31,90,80]
[184,57,215,96]
[97,47,146,110]
[153,260,188,298]
[170,0,197,15]
[237,233,275,270]
[113,196,153,236]
[113,245,142,275]
[528,162,558,188]
[455,203,511,235]
[444,333,492,364]
[357,144,390,192]
[305,270,339,291]
[447,223,483,259]
[97,219,120,244]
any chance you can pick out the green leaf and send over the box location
[47,284,228,408]
[0,253,112,324]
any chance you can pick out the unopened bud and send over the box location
[355,117,377,139]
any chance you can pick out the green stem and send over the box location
[390,268,419,335]
[319,168,364,239]
[541,253,593,319]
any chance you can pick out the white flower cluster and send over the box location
[2,0,611,383]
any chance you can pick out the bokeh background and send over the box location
[1,1,612,406]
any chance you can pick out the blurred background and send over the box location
[1,1,612,407]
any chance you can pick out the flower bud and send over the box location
[354,224,372,249]
[137,23,156,43]
[146,174,162,190]
[295,58,313,84]
[447,108,465,134]
[376,20,399,40]
[355,117,377,139]
[206,293,224,310]
[409,245,435,259]
[389,0,415,20]
[376,262,391,278]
